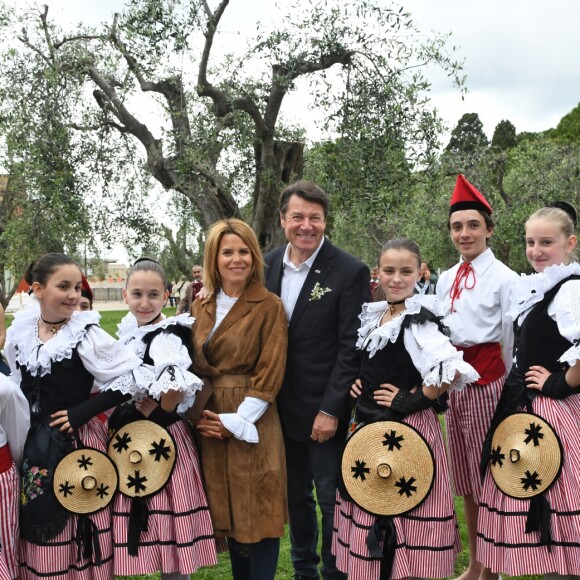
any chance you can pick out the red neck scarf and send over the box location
[449,261,476,312]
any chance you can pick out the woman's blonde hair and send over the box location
[203,218,265,295]
[526,206,578,262]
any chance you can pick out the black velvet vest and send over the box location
[18,346,94,421]
[512,275,579,375]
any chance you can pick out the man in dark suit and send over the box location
[265,180,371,580]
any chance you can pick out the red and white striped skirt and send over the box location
[19,418,113,580]
[445,376,505,503]
[477,394,580,575]
[0,555,10,580]
[111,419,218,575]
[0,445,18,580]
[332,408,460,580]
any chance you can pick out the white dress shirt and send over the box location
[280,237,325,321]
[436,248,518,371]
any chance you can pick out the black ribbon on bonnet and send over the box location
[127,496,150,556]
[366,516,397,580]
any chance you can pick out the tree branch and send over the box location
[196,0,267,135]
[68,121,128,133]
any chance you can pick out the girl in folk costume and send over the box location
[478,203,580,577]
[436,175,518,580]
[191,219,288,580]
[4,253,144,579]
[0,373,30,579]
[105,258,217,580]
[333,238,479,579]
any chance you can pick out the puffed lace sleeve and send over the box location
[403,317,479,392]
[146,331,203,413]
[76,325,147,397]
[555,279,580,367]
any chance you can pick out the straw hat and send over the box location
[341,421,434,516]
[107,420,177,498]
[53,448,118,514]
[490,412,563,499]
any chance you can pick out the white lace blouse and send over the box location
[357,294,479,392]
[5,307,143,391]
[115,312,203,413]
[507,262,580,367]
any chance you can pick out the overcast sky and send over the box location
[6,0,579,263]
[37,0,580,141]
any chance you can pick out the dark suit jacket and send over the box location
[265,239,371,442]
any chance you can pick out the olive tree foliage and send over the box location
[0,0,465,262]
[0,33,93,302]
[548,101,580,144]
[303,27,463,265]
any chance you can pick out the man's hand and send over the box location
[310,412,338,443]
[196,287,209,301]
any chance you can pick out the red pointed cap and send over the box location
[81,274,93,303]
[449,174,493,215]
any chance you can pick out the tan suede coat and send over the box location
[191,280,289,542]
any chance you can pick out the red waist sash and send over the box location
[0,443,13,473]
[454,342,505,385]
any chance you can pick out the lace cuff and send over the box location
[148,366,204,413]
[560,341,580,368]
[422,358,480,392]
[99,366,152,398]
[219,397,269,443]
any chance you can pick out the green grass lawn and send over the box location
[7,309,541,579]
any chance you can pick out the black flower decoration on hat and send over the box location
[382,430,404,451]
[524,422,544,447]
[351,460,370,481]
[149,438,171,462]
[77,454,93,471]
[112,431,132,453]
[58,481,75,497]
[95,483,110,499]
[395,476,417,497]
[127,470,148,494]
[521,470,542,491]
[490,446,506,467]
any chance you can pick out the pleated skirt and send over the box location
[477,394,580,576]
[111,419,218,575]
[332,408,460,579]
[0,461,19,579]
[19,418,114,580]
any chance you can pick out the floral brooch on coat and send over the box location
[309,282,332,301]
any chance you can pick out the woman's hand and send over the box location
[526,365,551,391]
[197,410,232,439]
[50,410,73,433]
[135,397,159,418]
[373,383,400,407]
[350,378,363,399]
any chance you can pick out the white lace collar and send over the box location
[357,294,440,357]
[508,262,580,319]
[117,312,194,341]
[9,308,101,377]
